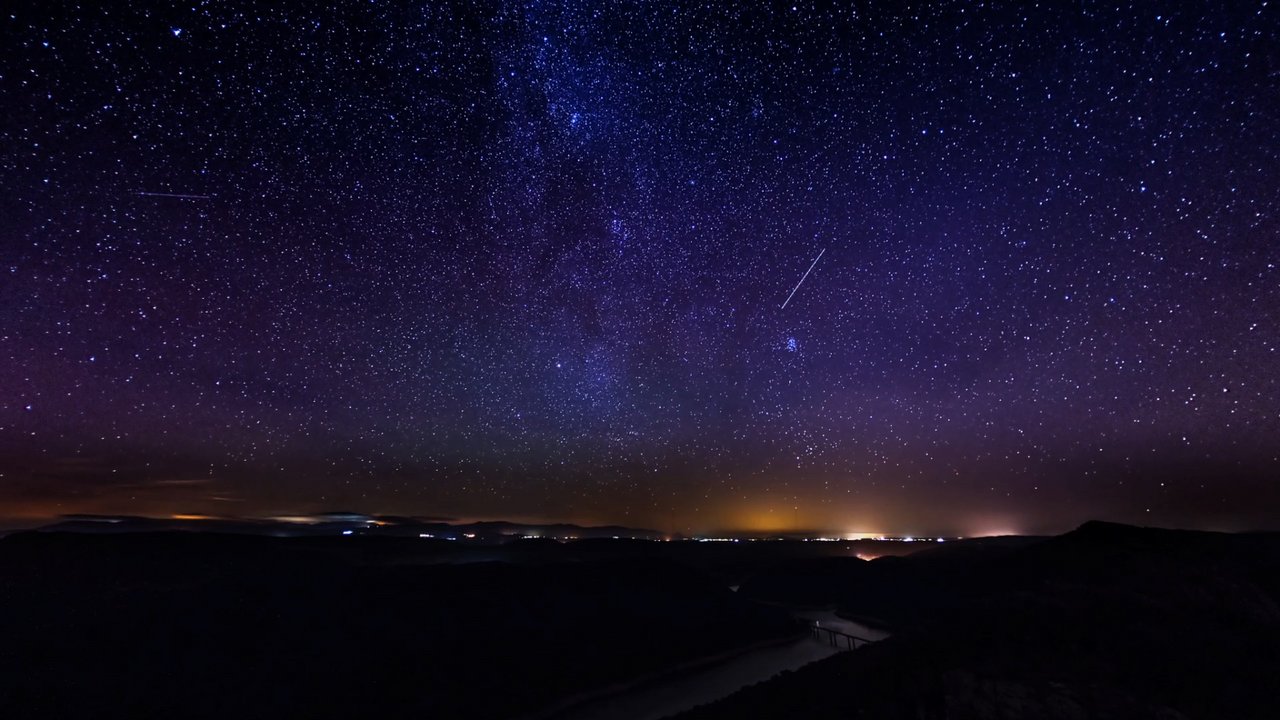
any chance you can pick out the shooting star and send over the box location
[780,248,826,310]
[134,191,213,200]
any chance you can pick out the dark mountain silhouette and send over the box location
[680,521,1280,719]
[31,514,664,541]
[0,531,792,719]
[5,521,1269,718]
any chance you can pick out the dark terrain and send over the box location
[0,531,797,719]
[3,522,1278,719]
[681,521,1280,720]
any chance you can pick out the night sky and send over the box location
[2,1,1278,535]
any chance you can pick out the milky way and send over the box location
[2,1,1277,534]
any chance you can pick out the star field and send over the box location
[2,1,1277,534]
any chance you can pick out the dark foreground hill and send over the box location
[679,521,1280,720]
[0,532,795,719]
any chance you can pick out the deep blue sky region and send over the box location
[2,1,1277,535]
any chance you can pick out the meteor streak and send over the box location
[780,248,825,309]
[134,191,213,200]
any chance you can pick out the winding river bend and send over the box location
[546,610,888,720]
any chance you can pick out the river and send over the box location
[545,610,888,720]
